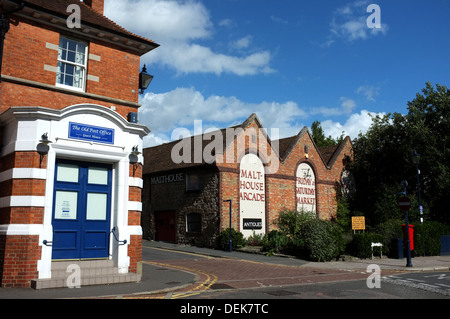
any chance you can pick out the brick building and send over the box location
[142,114,353,247]
[0,0,158,288]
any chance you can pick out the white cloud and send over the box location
[138,87,307,146]
[104,0,274,76]
[327,1,388,44]
[356,85,380,101]
[321,110,381,139]
[310,97,356,116]
[230,36,253,50]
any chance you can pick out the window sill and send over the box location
[1,75,141,108]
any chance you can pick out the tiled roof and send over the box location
[143,114,351,175]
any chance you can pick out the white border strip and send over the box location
[0,196,46,208]
[0,168,47,183]
[0,224,43,235]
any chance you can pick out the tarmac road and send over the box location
[0,239,449,300]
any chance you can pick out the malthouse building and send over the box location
[0,0,158,288]
[142,114,353,247]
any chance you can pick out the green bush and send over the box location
[413,221,450,256]
[263,210,345,261]
[275,209,315,238]
[262,230,290,255]
[373,219,403,256]
[246,231,264,246]
[218,228,246,250]
[302,218,344,262]
[351,232,384,259]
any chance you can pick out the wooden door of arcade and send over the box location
[156,211,176,242]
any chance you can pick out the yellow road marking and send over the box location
[144,246,214,259]
[142,260,218,299]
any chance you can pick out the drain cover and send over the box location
[264,290,298,296]
[165,281,181,285]
[210,283,235,290]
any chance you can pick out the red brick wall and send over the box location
[128,235,142,273]
[0,235,41,288]
[0,16,141,117]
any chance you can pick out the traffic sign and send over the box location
[398,196,411,211]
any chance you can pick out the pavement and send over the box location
[0,239,449,299]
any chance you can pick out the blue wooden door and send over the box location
[52,160,112,259]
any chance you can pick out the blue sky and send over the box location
[104,0,450,147]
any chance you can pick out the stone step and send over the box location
[31,260,141,290]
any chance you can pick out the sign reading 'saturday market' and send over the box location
[69,122,115,145]
[296,163,316,213]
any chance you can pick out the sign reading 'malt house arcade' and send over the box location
[239,153,266,237]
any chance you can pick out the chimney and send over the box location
[83,0,105,15]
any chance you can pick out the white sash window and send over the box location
[56,36,88,91]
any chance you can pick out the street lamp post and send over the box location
[412,150,423,224]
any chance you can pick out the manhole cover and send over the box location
[165,281,181,285]
[210,283,235,290]
[265,290,298,296]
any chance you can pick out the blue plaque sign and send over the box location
[68,122,115,144]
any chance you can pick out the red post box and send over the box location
[402,224,414,251]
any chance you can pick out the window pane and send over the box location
[186,213,201,232]
[86,193,107,220]
[57,164,79,183]
[73,66,83,88]
[59,49,67,61]
[64,74,73,86]
[59,37,67,49]
[55,191,78,219]
[88,167,108,185]
[68,39,77,52]
[67,50,75,62]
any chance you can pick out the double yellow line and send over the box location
[143,247,218,299]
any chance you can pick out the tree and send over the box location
[351,83,450,226]
[311,121,343,147]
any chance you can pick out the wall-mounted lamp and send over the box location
[139,65,153,94]
[36,133,52,167]
[129,145,141,176]
[304,145,309,159]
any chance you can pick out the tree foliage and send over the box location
[311,121,344,147]
[350,83,450,226]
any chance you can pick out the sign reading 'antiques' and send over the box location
[243,219,263,230]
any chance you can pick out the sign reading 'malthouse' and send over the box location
[296,162,316,213]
